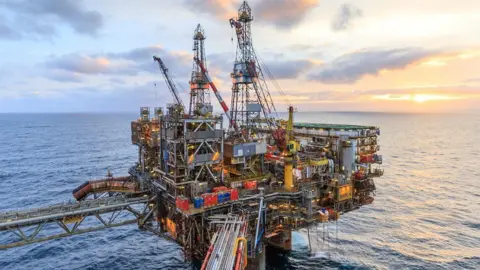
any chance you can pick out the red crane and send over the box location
[194,57,238,131]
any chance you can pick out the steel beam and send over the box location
[0,196,150,249]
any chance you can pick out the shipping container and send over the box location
[194,197,204,208]
[231,189,239,201]
[176,196,189,211]
[213,186,228,193]
[224,191,231,202]
[211,193,218,205]
[218,192,225,204]
[244,180,257,190]
[202,194,211,207]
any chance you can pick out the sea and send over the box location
[0,112,479,270]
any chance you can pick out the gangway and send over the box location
[0,195,151,249]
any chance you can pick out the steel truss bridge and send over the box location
[0,196,151,249]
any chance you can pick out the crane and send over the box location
[194,57,238,131]
[284,105,297,191]
[153,55,185,110]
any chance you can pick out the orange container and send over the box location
[230,189,239,201]
[244,180,257,190]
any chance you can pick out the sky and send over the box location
[0,0,479,113]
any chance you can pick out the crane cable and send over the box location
[255,53,292,108]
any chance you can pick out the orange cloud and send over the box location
[183,0,238,20]
[419,48,480,67]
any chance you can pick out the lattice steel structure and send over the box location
[229,1,276,136]
[131,107,162,177]
[157,106,224,199]
[189,24,212,116]
[0,196,150,249]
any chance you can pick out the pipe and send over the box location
[200,232,217,270]
[254,190,264,251]
[233,237,247,270]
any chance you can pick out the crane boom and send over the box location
[194,57,238,131]
[153,56,185,109]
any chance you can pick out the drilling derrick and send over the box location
[229,1,276,136]
[222,1,271,194]
[189,24,212,117]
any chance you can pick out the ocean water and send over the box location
[0,112,479,270]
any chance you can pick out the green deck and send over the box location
[293,122,377,130]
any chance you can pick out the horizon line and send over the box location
[0,110,478,115]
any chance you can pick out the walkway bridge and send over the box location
[0,195,151,249]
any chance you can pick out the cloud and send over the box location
[108,46,192,75]
[358,85,480,97]
[46,54,117,75]
[182,0,239,19]
[181,0,319,29]
[331,3,363,31]
[264,59,316,79]
[0,16,21,40]
[207,52,234,75]
[308,47,438,84]
[42,46,192,82]
[0,80,175,113]
[287,44,316,52]
[207,52,317,80]
[120,47,193,71]
[43,69,84,83]
[0,0,103,39]
[270,85,480,107]
[254,0,320,29]
[465,78,480,83]
[110,78,125,85]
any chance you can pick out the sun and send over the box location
[411,94,456,103]
[412,94,430,103]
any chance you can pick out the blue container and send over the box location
[224,191,231,202]
[194,197,204,209]
[218,192,225,204]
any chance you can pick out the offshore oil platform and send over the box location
[0,2,383,269]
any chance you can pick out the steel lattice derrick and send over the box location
[0,196,150,249]
[189,24,211,116]
[229,1,277,134]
